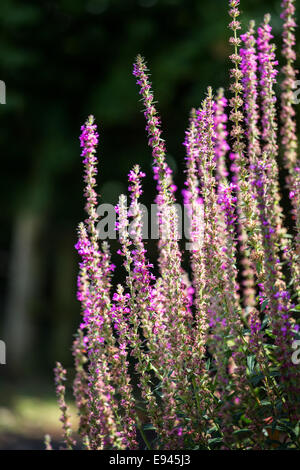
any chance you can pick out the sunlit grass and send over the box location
[0,387,78,440]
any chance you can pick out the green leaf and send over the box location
[233,429,251,436]
[260,400,272,407]
[249,372,264,386]
[290,305,300,313]
[247,355,255,373]
[208,437,223,445]
[143,423,156,431]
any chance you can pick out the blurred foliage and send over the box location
[0,0,299,375]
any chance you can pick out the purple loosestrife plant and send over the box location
[257,15,286,250]
[52,0,300,450]
[280,0,300,301]
[228,1,261,314]
[281,0,298,172]
[239,22,266,351]
[54,362,76,450]
[213,88,230,187]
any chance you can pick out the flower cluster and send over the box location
[52,0,300,450]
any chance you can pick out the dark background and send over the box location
[0,0,299,444]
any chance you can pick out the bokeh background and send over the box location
[0,0,299,448]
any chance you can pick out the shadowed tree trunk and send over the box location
[3,210,41,374]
